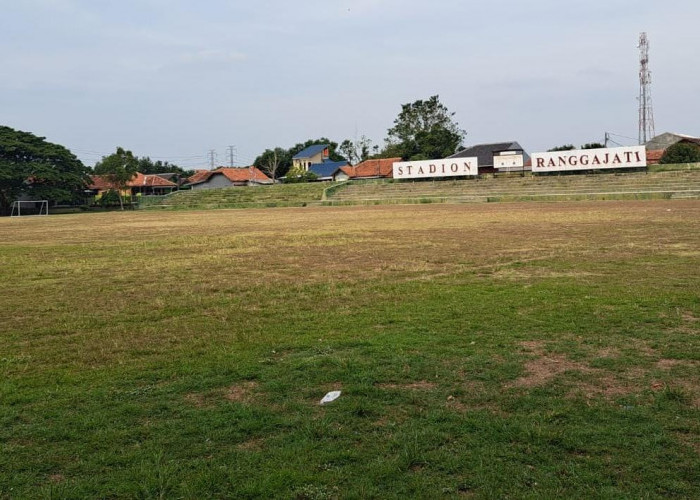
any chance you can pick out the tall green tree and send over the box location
[382,95,464,160]
[136,157,190,176]
[0,125,90,215]
[339,136,372,165]
[94,147,139,210]
[254,147,292,180]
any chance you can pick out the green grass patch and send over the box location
[1,202,698,498]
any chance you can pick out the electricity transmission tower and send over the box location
[208,149,217,170]
[638,32,656,145]
[227,145,237,167]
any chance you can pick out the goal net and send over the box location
[10,200,49,217]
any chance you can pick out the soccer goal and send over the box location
[10,200,49,217]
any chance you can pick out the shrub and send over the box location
[659,143,700,164]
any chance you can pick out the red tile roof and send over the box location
[187,170,210,184]
[89,173,177,190]
[187,166,271,185]
[88,175,116,190]
[342,157,401,179]
[130,173,177,187]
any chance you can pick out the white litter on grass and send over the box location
[320,391,341,405]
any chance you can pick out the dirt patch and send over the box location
[681,311,698,322]
[225,381,259,403]
[656,359,699,370]
[445,396,502,414]
[509,353,592,388]
[512,341,648,398]
[675,432,700,455]
[185,380,260,407]
[237,437,265,451]
[572,374,637,400]
[677,379,700,408]
[595,347,621,359]
[510,340,593,388]
[376,380,437,390]
[48,474,65,483]
[493,268,600,280]
[184,392,209,408]
[519,340,547,353]
[636,344,659,357]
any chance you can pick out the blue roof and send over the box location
[292,144,328,160]
[309,160,348,178]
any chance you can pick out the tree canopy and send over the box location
[254,147,292,180]
[136,157,192,177]
[339,136,373,165]
[549,143,605,152]
[548,144,576,152]
[581,143,606,150]
[0,125,90,215]
[382,95,464,160]
[660,142,700,164]
[94,147,139,210]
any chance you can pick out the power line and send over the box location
[607,132,638,141]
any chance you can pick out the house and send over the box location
[308,160,349,181]
[185,167,272,190]
[644,133,700,164]
[88,172,178,197]
[154,172,187,186]
[333,157,400,181]
[292,144,330,171]
[448,141,530,173]
[645,132,700,151]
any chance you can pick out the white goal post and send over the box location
[10,200,49,217]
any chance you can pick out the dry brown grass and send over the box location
[2,200,699,371]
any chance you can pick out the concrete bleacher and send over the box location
[140,168,700,211]
[140,182,329,210]
[325,170,700,204]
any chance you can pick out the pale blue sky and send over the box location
[1,0,698,168]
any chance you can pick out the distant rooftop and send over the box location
[449,141,529,167]
[309,160,348,178]
[292,144,329,160]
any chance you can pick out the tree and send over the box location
[339,136,372,165]
[284,166,318,183]
[136,157,189,176]
[581,143,605,150]
[254,147,292,180]
[0,125,90,215]
[548,144,576,152]
[383,95,464,160]
[659,142,700,164]
[94,147,139,210]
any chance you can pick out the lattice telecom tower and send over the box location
[638,32,656,144]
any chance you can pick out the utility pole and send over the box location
[604,132,610,147]
[227,145,237,167]
[208,149,217,170]
[638,32,656,145]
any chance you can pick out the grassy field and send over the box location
[1,201,699,498]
